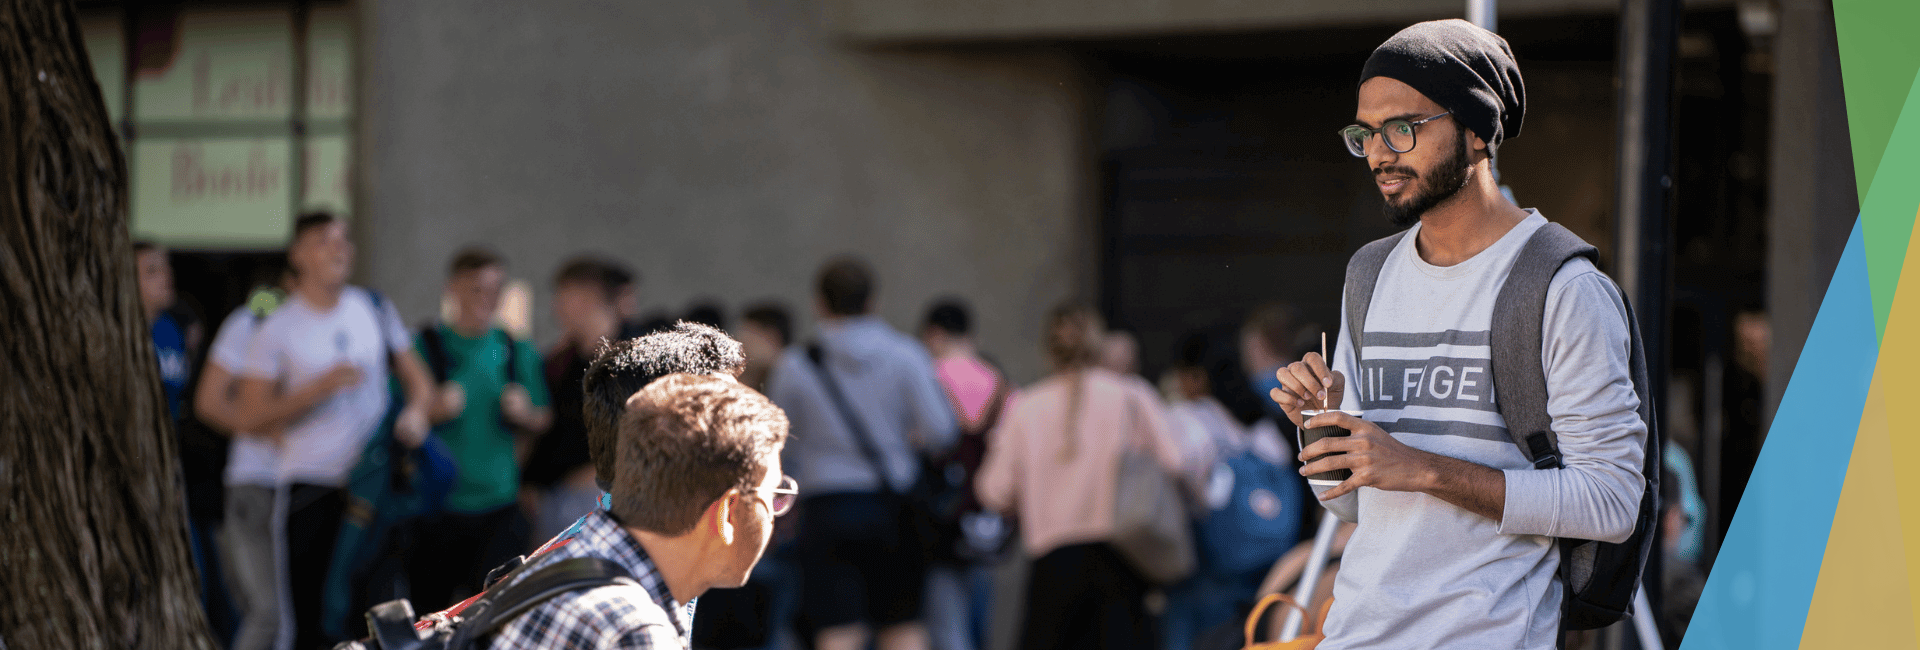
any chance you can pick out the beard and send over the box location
[1381,127,1474,228]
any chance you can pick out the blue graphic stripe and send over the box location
[1679,218,1878,649]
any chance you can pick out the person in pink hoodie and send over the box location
[919,298,1013,650]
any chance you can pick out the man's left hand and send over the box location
[395,404,431,449]
[501,383,534,424]
[1297,410,1438,501]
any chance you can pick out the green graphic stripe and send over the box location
[1860,65,1920,340]
[1836,0,1920,203]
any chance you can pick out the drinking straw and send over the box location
[1321,332,1328,411]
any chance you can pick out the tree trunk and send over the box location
[0,1,214,648]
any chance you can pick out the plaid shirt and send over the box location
[421,493,619,630]
[481,510,696,649]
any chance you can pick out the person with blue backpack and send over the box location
[1160,330,1306,650]
[1269,20,1658,650]
[236,212,438,650]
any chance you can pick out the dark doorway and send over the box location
[1086,16,1625,393]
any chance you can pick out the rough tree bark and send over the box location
[0,1,214,648]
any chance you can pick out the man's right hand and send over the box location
[253,422,286,447]
[1268,352,1345,429]
[431,381,467,424]
[319,363,364,394]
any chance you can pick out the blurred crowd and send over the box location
[136,210,1707,650]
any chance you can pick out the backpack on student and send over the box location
[416,324,522,386]
[928,354,1016,564]
[1196,441,1309,579]
[1343,222,1661,632]
[322,291,462,641]
[419,323,531,442]
[331,556,636,650]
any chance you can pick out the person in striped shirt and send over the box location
[1269,20,1646,650]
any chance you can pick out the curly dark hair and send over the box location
[583,321,747,489]
[611,373,788,536]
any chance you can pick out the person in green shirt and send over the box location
[407,247,553,611]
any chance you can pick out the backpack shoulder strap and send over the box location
[361,288,413,359]
[806,341,898,495]
[419,324,451,384]
[1342,230,1409,367]
[364,289,396,327]
[445,557,637,649]
[1489,222,1599,470]
[974,370,1012,436]
[417,326,522,387]
[498,329,522,386]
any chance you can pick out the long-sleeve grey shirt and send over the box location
[766,315,960,496]
[1314,212,1646,650]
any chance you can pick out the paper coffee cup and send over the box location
[1299,409,1365,487]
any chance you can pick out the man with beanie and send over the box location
[1267,20,1647,649]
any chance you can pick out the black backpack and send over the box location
[1343,222,1661,632]
[802,342,969,566]
[333,556,636,650]
[418,324,521,385]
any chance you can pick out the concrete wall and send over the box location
[820,0,1729,42]
[1768,0,1856,432]
[355,0,1098,384]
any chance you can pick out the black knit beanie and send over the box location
[1360,19,1525,148]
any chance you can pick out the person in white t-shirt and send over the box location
[236,213,435,650]
[194,264,297,650]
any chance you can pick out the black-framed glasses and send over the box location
[748,475,800,517]
[1339,111,1452,157]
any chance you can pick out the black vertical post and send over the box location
[292,0,311,219]
[1614,0,1681,646]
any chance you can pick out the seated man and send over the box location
[484,373,795,648]
[419,322,748,626]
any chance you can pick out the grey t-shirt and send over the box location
[1316,211,1647,650]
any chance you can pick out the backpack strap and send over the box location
[1489,223,1598,470]
[805,341,900,496]
[969,352,1013,436]
[443,557,638,649]
[362,289,413,360]
[419,324,452,384]
[363,599,431,650]
[499,329,522,388]
[974,372,1011,436]
[1486,222,1662,631]
[420,325,522,387]
[1342,230,1409,371]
